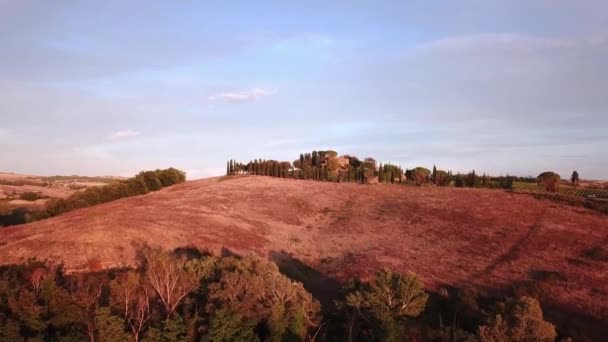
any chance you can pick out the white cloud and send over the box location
[110,130,141,139]
[208,88,276,103]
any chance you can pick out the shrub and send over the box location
[19,192,41,201]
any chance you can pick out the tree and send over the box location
[571,171,579,187]
[537,172,561,193]
[478,297,556,342]
[362,157,377,171]
[95,307,130,342]
[207,256,321,341]
[110,271,153,342]
[341,269,428,342]
[143,248,214,320]
[410,167,431,186]
[206,309,257,342]
[67,273,107,342]
[432,165,437,183]
[138,171,162,192]
[433,170,452,187]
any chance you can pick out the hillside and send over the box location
[1,175,607,334]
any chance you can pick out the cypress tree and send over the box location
[432,165,437,183]
[378,163,383,183]
[226,161,230,176]
[471,170,477,188]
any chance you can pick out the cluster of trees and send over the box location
[228,159,293,179]
[226,150,585,195]
[30,168,186,222]
[227,151,381,184]
[0,248,319,341]
[377,163,404,184]
[0,247,566,341]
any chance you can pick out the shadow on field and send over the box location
[269,250,341,309]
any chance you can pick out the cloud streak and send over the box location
[208,88,276,103]
[111,130,141,139]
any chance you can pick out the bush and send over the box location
[19,192,41,201]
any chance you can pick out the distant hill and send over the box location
[0,175,607,336]
[0,172,117,213]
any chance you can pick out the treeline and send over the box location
[0,247,567,341]
[31,168,186,221]
[227,150,386,184]
[226,150,519,189]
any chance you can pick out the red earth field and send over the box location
[0,175,607,335]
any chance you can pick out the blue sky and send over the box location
[1,1,607,179]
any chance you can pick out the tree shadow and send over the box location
[269,250,341,309]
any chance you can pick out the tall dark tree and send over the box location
[571,171,579,187]
[432,165,437,183]
[471,170,477,188]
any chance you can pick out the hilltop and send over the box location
[0,175,607,334]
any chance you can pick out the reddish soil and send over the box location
[0,175,607,334]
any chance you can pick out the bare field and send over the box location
[0,184,74,199]
[0,175,607,332]
[0,172,116,203]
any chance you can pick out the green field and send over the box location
[513,182,608,199]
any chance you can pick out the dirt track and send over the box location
[1,175,607,333]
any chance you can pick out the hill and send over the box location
[1,175,607,334]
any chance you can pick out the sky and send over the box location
[1,1,607,180]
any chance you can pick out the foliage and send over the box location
[340,269,428,341]
[142,248,214,319]
[207,255,321,341]
[433,170,452,187]
[205,309,258,342]
[0,249,572,342]
[570,171,579,187]
[408,167,431,186]
[96,307,131,342]
[478,296,556,342]
[19,192,42,201]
